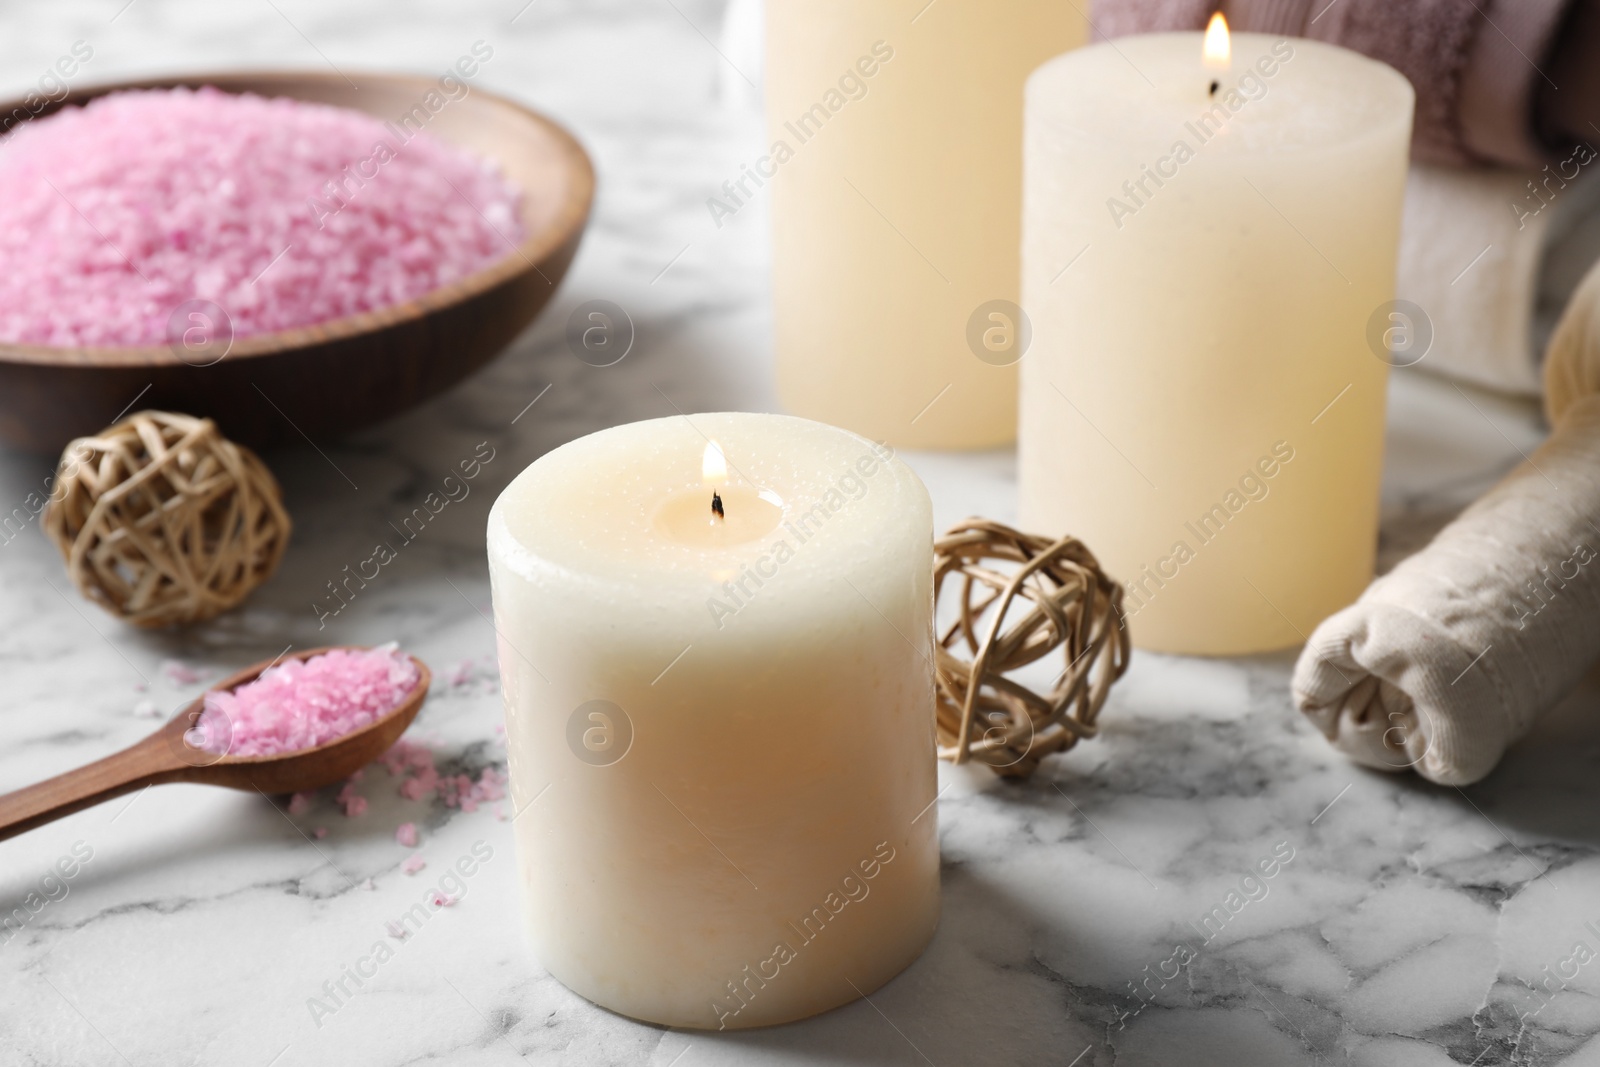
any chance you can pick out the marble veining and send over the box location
[0,1,1595,1064]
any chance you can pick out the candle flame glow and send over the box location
[702,440,728,486]
[1203,11,1231,68]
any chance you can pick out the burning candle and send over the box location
[650,439,786,546]
[765,0,1086,448]
[1019,20,1414,654]
[486,412,940,1029]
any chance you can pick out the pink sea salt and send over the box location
[196,645,419,757]
[395,822,419,848]
[375,735,508,816]
[398,774,437,802]
[382,740,435,773]
[162,660,203,685]
[440,767,508,811]
[402,856,427,875]
[0,86,523,347]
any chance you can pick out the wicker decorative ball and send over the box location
[44,411,291,628]
[934,519,1130,779]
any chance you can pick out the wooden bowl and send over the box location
[0,71,594,454]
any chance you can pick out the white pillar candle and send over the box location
[765,0,1086,449]
[487,412,939,1029]
[1019,25,1413,654]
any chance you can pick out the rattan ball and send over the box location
[43,411,291,628]
[934,519,1130,779]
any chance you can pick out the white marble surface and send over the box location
[0,2,1597,1065]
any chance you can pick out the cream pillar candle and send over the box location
[486,412,939,1030]
[1019,26,1413,655]
[765,0,1085,449]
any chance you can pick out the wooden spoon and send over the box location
[0,646,431,842]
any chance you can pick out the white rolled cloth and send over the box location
[1398,161,1600,398]
[1293,258,1600,785]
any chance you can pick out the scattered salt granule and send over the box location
[378,736,508,815]
[161,660,202,685]
[195,645,419,757]
[395,822,419,848]
[335,782,368,818]
[495,803,508,822]
[360,879,375,891]
[0,86,524,347]
[441,767,508,812]
[313,827,328,840]
[428,891,457,908]
[132,699,161,719]
[386,920,408,940]
[384,740,442,801]
[398,774,437,802]
[286,792,314,816]
[402,855,427,875]
[381,739,433,774]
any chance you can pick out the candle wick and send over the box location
[1209,79,1220,97]
[711,491,725,520]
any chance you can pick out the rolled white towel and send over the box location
[1398,159,1600,397]
[717,0,764,110]
[1294,256,1600,785]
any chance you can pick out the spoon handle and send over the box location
[0,730,189,842]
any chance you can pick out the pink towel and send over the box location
[1092,0,1579,168]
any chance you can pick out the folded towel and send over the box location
[1400,158,1600,397]
[1095,0,1585,169]
[1294,257,1600,785]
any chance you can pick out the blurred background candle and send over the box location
[1020,24,1414,654]
[487,412,939,1029]
[765,0,1086,449]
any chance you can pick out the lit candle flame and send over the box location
[702,440,728,486]
[1203,11,1231,69]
